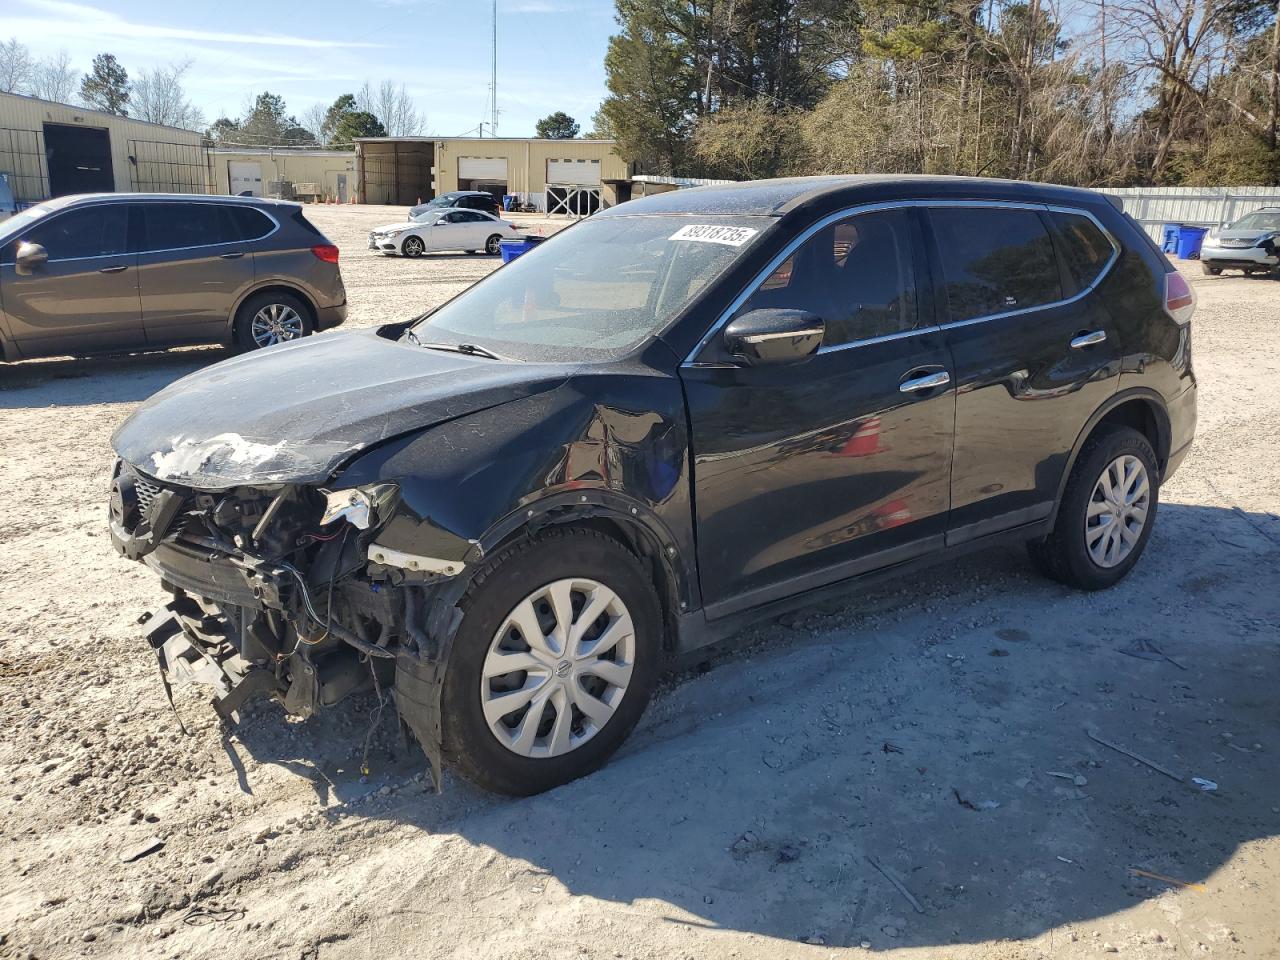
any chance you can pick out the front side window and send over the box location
[140,203,239,252]
[412,214,771,362]
[1050,211,1115,290]
[20,204,128,261]
[735,208,918,347]
[929,207,1061,323]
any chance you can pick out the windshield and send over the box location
[1230,210,1280,233]
[410,215,771,362]
[0,204,55,242]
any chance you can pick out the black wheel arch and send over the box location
[1048,387,1171,528]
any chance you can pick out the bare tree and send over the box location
[132,61,205,130]
[28,50,77,104]
[0,37,33,94]
[301,102,329,146]
[356,79,425,136]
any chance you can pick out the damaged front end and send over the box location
[109,460,461,787]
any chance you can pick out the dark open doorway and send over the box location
[44,123,114,197]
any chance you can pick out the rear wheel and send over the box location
[1028,425,1159,590]
[401,235,425,258]
[441,529,663,795]
[234,291,312,351]
[485,234,503,255]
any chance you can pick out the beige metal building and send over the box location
[355,136,631,212]
[210,149,357,202]
[0,91,209,203]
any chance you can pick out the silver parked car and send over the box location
[1200,207,1280,276]
[0,193,347,362]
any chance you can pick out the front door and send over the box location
[0,202,141,356]
[134,201,255,346]
[43,124,114,197]
[923,204,1122,543]
[680,207,956,617]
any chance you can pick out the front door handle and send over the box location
[899,370,951,394]
[99,264,128,274]
[220,251,245,259]
[1070,330,1107,349]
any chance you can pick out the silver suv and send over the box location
[1200,207,1280,276]
[0,193,347,361]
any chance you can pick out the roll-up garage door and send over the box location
[546,159,601,185]
[458,157,508,180]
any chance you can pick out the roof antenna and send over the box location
[488,0,499,137]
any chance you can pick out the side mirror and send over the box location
[723,308,824,365]
[435,218,449,226]
[15,241,48,276]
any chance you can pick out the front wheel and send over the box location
[485,234,503,255]
[1028,425,1159,590]
[441,529,663,795]
[401,235,425,258]
[1201,263,1221,276]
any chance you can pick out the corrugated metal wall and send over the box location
[1095,187,1280,242]
[0,92,208,202]
[211,150,357,200]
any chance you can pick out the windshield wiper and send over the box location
[414,339,518,362]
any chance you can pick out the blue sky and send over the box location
[6,0,618,136]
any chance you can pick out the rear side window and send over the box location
[228,206,275,241]
[20,204,128,261]
[929,207,1061,322]
[140,203,239,252]
[738,208,918,347]
[1051,211,1115,289]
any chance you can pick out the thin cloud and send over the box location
[16,0,384,48]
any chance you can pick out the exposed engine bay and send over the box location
[108,460,457,786]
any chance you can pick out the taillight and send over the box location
[311,244,339,263]
[1164,270,1195,325]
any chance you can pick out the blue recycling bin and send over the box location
[503,194,516,211]
[1161,224,1179,253]
[498,235,548,263]
[1176,225,1208,260]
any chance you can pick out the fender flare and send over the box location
[1048,386,1171,528]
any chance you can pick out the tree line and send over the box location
[593,0,1280,186]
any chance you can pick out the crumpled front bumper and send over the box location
[1200,242,1277,266]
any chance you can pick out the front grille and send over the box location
[1220,239,1253,248]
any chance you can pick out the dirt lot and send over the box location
[0,204,1277,960]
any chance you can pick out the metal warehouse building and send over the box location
[355,136,631,213]
[210,149,358,202]
[0,91,209,203]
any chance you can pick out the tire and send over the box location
[1027,425,1159,590]
[441,528,664,795]
[485,234,503,255]
[1201,263,1221,276]
[233,291,313,351]
[401,235,425,258]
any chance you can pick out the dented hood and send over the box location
[111,329,573,490]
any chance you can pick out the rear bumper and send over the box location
[1200,243,1276,267]
[316,302,347,331]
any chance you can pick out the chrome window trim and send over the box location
[683,198,1121,364]
[4,203,131,265]
[5,199,281,263]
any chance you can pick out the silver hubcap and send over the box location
[1086,454,1150,568]
[250,304,304,347]
[481,578,635,759]
[487,236,499,253]
[404,237,423,255]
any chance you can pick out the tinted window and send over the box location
[140,203,238,251]
[930,207,1061,322]
[443,211,466,223]
[459,211,489,222]
[738,208,918,347]
[1051,211,1115,289]
[228,206,275,241]
[19,204,127,261]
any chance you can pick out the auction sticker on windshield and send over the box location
[669,224,759,246]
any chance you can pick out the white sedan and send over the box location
[368,207,520,257]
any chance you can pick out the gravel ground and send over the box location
[0,205,1277,960]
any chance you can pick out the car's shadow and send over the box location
[0,347,228,408]
[191,500,1280,949]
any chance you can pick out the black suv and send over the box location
[110,176,1196,795]
[408,191,502,220]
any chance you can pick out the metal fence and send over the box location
[0,126,48,201]
[1094,186,1280,242]
[127,139,213,194]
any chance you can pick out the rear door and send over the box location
[0,202,141,356]
[135,201,257,346]
[681,206,956,615]
[925,203,1121,543]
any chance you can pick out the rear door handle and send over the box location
[899,370,951,394]
[1070,330,1107,349]
[99,264,128,274]
[220,251,245,259]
